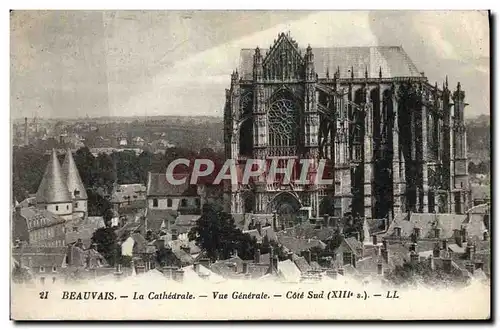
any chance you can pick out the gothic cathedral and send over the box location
[223,32,469,222]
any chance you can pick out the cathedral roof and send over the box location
[238,46,421,80]
[36,149,72,204]
[62,148,88,200]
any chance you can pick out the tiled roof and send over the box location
[145,209,177,233]
[36,149,71,204]
[278,222,336,241]
[293,256,311,273]
[12,246,67,268]
[61,149,88,200]
[130,233,149,253]
[111,184,146,204]
[278,235,326,254]
[385,213,468,239]
[146,172,198,197]
[20,207,66,231]
[238,46,421,80]
[277,259,301,282]
[344,237,363,254]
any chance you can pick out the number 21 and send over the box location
[39,291,49,299]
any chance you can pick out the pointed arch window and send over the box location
[268,92,300,149]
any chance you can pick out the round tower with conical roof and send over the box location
[36,149,73,220]
[62,148,88,218]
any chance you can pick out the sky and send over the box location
[10,10,490,119]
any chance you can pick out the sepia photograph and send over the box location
[9,10,491,320]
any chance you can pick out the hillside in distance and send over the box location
[466,114,491,163]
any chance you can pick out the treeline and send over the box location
[12,146,224,204]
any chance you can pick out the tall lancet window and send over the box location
[268,92,299,153]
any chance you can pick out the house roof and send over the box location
[146,172,198,197]
[61,149,88,200]
[293,256,311,273]
[36,149,72,204]
[278,235,326,254]
[277,259,301,282]
[278,222,336,241]
[111,184,146,204]
[145,209,177,233]
[12,246,67,268]
[385,213,468,239]
[238,45,421,80]
[20,206,66,231]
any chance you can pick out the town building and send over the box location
[223,32,470,224]
[62,148,88,219]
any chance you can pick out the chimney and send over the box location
[454,229,462,247]
[394,226,401,237]
[171,229,178,241]
[242,262,249,274]
[193,262,200,274]
[433,243,440,257]
[136,264,145,274]
[382,239,388,250]
[287,252,294,261]
[254,249,261,264]
[372,234,378,246]
[442,239,448,251]
[256,222,262,235]
[174,269,184,282]
[465,262,475,275]
[483,231,489,241]
[199,258,211,269]
[381,248,388,263]
[162,266,173,279]
[326,269,338,279]
[461,227,468,243]
[272,256,278,272]
[410,252,419,263]
[377,262,383,275]
[409,243,417,252]
[303,250,312,264]
[434,227,441,238]
[272,213,278,231]
[375,245,381,256]
[442,257,452,273]
[465,244,474,260]
[413,227,421,240]
[429,255,435,271]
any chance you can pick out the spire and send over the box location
[379,66,382,79]
[36,149,71,204]
[351,66,354,79]
[326,68,330,79]
[445,75,449,89]
[62,148,88,200]
[365,66,368,79]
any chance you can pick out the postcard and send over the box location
[10,10,491,320]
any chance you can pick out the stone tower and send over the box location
[36,149,73,220]
[62,148,88,218]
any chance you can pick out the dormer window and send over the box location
[55,206,59,211]
[74,189,80,198]
[39,266,45,273]
[52,266,57,273]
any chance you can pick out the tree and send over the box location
[188,203,257,261]
[91,227,119,266]
[385,260,466,287]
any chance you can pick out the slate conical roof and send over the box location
[36,149,72,204]
[62,148,88,200]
